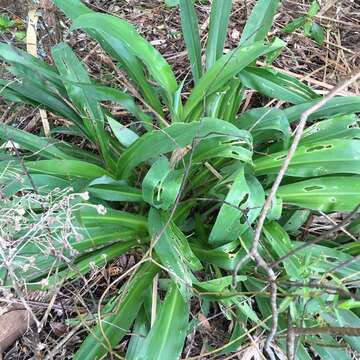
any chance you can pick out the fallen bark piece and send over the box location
[0,310,35,353]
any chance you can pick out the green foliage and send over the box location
[0,14,25,41]
[0,14,16,31]
[1,0,360,359]
[284,0,325,45]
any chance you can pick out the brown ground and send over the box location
[0,0,360,359]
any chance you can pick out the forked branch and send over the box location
[233,70,360,360]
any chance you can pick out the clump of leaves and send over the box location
[0,14,25,42]
[0,0,360,359]
[284,0,325,45]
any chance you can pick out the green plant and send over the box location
[0,14,25,41]
[284,0,325,45]
[165,0,180,7]
[0,0,360,359]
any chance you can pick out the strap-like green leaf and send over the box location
[75,86,152,125]
[46,240,137,287]
[53,0,164,116]
[277,176,360,212]
[263,221,302,280]
[0,78,83,129]
[300,114,360,144]
[142,157,183,210]
[74,262,158,360]
[107,116,139,148]
[148,208,201,299]
[238,97,360,133]
[77,206,148,232]
[255,139,360,177]
[52,0,92,18]
[184,38,285,120]
[1,160,111,180]
[52,43,116,171]
[0,124,100,163]
[72,13,178,106]
[239,66,319,104]
[209,166,249,246]
[0,173,70,197]
[0,43,63,89]
[235,107,290,145]
[240,0,280,45]
[126,309,149,360]
[284,96,360,123]
[179,0,202,82]
[87,177,143,202]
[136,281,189,360]
[116,117,251,179]
[206,0,232,70]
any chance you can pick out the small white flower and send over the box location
[75,233,83,242]
[96,205,107,215]
[79,192,90,201]
[40,278,48,286]
[89,261,97,271]
[17,208,25,216]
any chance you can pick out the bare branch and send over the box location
[233,70,360,359]
[271,203,360,268]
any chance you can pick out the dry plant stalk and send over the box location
[26,7,50,136]
[233,69,360,360]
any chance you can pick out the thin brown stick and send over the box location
[233,70,360,359]
[326,254,360,276]
[287,325,360,357]
[292,326,360,336]
[287,311,296,360]
[271,203,360,268]
[281,280,360,301]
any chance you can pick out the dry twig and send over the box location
[272,203,360,269]
[233,70,360,360]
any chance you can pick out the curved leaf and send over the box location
[142,156,183,210]
[209,166,249,246]
[300,114,360,144]
[53,0,164,116]
[78,206,148,232]
[148,208,201,300]
[184,38,285,119]
[206,0,232,70]
[88,177,143,202]
[74,262,158,360]
[72,13,178,105]
[284,96,360,123]
[263,222,302,280]
[52,42,115,170]
[240,0,280,45]
[235,107,290,145]
[254,139,360,177]
[1,160,111,180]
[136,282,189,360]
[179,0,202,82]
[239,66,319,104]
[116,118,251,179]
[0,124,100,164]
[277,176,360,212]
